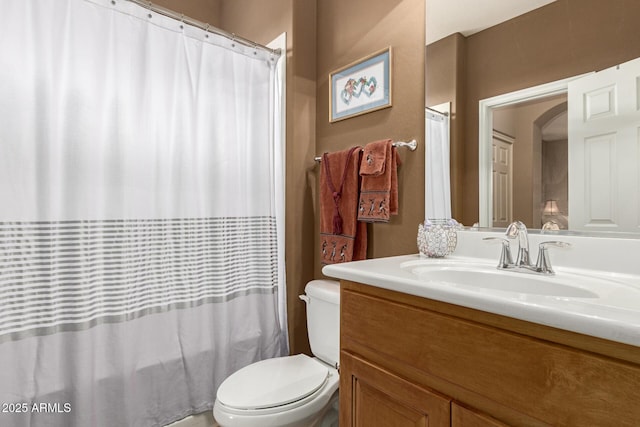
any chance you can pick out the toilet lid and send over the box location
[217,354,329,410]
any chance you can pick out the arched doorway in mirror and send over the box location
[492,96,567,230]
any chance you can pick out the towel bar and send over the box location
[314,139,417,162]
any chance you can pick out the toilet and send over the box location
[213,280,340,427]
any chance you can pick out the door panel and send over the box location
[452,402,511,427]
[340,351,450,427]
[492,131,514,228]
[568,57,640,232]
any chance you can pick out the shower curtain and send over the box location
[0,0,287,426]
[425,108,452,220]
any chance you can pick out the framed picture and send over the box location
[329,47,392,122]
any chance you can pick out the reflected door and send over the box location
[492,131,514,228]
[568,57,640,232]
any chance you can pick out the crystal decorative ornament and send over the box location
[417,219,461,258]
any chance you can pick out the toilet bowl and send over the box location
[213,280,340,427]
[213,355,339,427]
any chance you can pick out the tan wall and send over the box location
[542,139,568,225]
[154,0,426,355]
[158,0,316,356]
[219,0,317,356]
[425,33,465,219]
[492,108,516,137]
[219,0,292,44]
[153,0,221,27]
[493,97,566,227]
[454,0,640,226]
[315,0,426,278]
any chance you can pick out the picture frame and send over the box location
[329,47,392,122]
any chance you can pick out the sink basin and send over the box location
[400,260,610,299]
[407,264,599,298]
[324,253,640,347]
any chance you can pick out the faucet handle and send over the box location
[535,241,572,275]
[483,237,514,268]
[539,241,572,249]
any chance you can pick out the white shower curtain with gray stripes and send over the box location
[0,0,287,426]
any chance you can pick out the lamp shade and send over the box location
[543,200,559,215]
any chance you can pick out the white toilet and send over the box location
[213,280,340,427]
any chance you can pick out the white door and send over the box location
[492,131,513,228]
[568,57,640,232]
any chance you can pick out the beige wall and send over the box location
[425,33,465,219]
[428,0,640,227]
[218,0,317,356]
[153,0,221,27]
[542,139,568,226]
[157,0,426,355]
[315,0,426,277]
[493,97,566,227]
[159,0,316,356]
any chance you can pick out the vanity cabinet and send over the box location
[451,403,508,427]
[339,280,640,426]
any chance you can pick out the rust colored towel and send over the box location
[360,139,389,175]
[320,147,367,265]
[357,139,400,222]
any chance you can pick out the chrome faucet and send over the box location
[481,237,513,268]
[534,241,572,274]
[483,221,571,275]
[505,221,531,267]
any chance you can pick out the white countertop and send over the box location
[323,245,640,347]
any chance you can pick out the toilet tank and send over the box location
[302,280,340,368]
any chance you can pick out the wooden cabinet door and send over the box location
[340,351,450,427]
[451,402,510,427]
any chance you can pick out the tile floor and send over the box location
[165,411,218,427]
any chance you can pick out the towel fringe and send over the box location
[323,146,359,235]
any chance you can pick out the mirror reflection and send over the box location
[425,0,640,234]
[491,94,567,229]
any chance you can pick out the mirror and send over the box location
[478,76,574,230]
[425,0,640,235]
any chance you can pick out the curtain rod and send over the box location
[426,106,449,116]
[124,0,281,57]
[314,139,417,162]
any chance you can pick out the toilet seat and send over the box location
[216,354,330,413]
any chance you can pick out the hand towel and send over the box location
[360,139,389,176]
[320,147,367,265]
[357,139,400,222]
